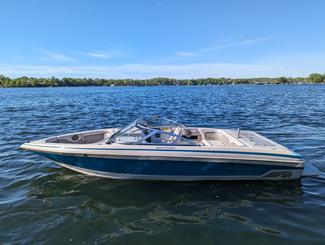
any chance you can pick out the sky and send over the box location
[0,0,324,78]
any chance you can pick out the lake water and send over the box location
[0,85,325,244]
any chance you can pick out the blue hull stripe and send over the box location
[30,144,302,159]
[37,152,301,177]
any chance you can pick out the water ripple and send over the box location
[0,85,325,244]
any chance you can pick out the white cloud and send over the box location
[201,36,276,51]
[176,51,198,57]
[39,48,125,62]
[0,60,322,79]
[177,36,276,57]
[2,50,324,79]
[256,52,325,71]
[41,51,75,62]
[86,51,111,59]
[84,49,125,59]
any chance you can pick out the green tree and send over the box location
[278,77,288,84]
[308,73,324,83]
[0,75,10,87]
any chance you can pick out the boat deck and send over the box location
[183,128,285,150]
[43,127,286,153]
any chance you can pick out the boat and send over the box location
[20,116,304,181]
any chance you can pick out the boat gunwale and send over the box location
[21,142,304,164]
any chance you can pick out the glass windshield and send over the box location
[107,116,197,146]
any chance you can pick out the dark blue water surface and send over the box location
[0,85,325,244]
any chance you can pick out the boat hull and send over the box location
[37,152,303,181]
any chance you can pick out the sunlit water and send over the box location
[0,85,325,244]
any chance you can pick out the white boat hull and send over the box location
[21,144,304,181]
[20,118,305,181]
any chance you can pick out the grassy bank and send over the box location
[0,73,324,87]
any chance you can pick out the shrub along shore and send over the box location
[0,73,324,87]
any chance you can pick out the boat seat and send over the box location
[206,140,225,146]
[83,133,105,143]
[58,138,82,143]
[205,132,229,144]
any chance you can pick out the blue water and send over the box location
[0,85,325,244]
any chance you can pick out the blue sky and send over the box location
[0,0,324,78]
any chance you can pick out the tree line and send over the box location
[0,73,324,88]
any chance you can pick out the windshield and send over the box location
[106,116,197,146]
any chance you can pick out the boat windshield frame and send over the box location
[106,116,198,146]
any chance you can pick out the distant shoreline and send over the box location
[0,73,324,87]
[1,83,325,89]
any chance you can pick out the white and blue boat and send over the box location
[20,116,304,181]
